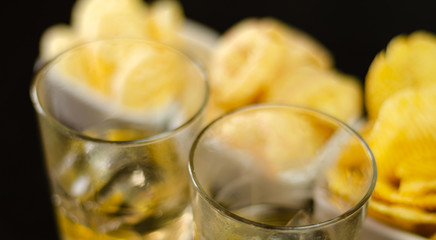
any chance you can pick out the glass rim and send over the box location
[189,103,377,231]
[30,38,209,146]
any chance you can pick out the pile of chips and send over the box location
[331,31,436,238]
[39,0,184,63]
[207,18,362,124]
[40,2,363,126]
[365,32,436,238]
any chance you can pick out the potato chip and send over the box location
[326,120,374,203]
[365,31,436,120]
[55,43,113,96]
[327,166,370,204]
[71,0,149,40]
[260,18,333,70]
[361,86,436,236]
[262,66,362,123]
[399,179,436,197]
[147,0,184,47]
[367,87,436,185]
[209,18,288,111]
[373,180,436,210]
[112,44,186,111]
[40,0,186,62]
[214,108,333,176]
[209,18,334,113]
[369,199,436,237]
[39,24,82,62]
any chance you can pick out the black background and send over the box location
[2,0,436,239]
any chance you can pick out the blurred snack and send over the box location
[327,133,373,204]
[330,31,436,238]
[40,0,185,62]
[365,31,436,120]
[71,0,148,40]
[214,109,333,176]
[209,18,288,111]
[146,0,184,46]
[111,44,185,111]
[369,200,436,238]
[39,24,82,61]
[261,18,333,70]
[208,17,362,124]
[366,87,436,237]
[262,66,362,124]
[53,40,192,114]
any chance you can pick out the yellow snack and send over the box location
[53,40,192,113]
[39,24,82,62]
[209,18,287,111]
[363,87,436,236]
[365,31,436,120]
[260,18,333,69]
[262,66,362,124]
[111,44,186,111]
[369,200,436,238]
[209,18,334,113]
[367,87,436,187]
[215,109,333,176]
[71,0,149,40]
[40,0,186,62]
[147,0,184,47]
[55,43,113,96]
[326,126,374,204]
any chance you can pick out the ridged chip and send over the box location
[365,31,436,120]
[209,18,287,111]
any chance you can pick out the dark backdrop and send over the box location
[2,0,436,239]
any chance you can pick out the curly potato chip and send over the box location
[71,0,149,40]
[209,18,288,111]
[147,0,184,46]
[369,199,436,238]
[209,18,335,113]
[260,18,333,70]
[367,87,436,185]
[365,31,436,120]
[361,86,436,236]
[373,180,436,210]
[262,66,362,123]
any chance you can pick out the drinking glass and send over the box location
[31,38,208,240]
[189,104,377,240]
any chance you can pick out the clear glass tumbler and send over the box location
[189,104,376,240]
[31,38,208,240]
